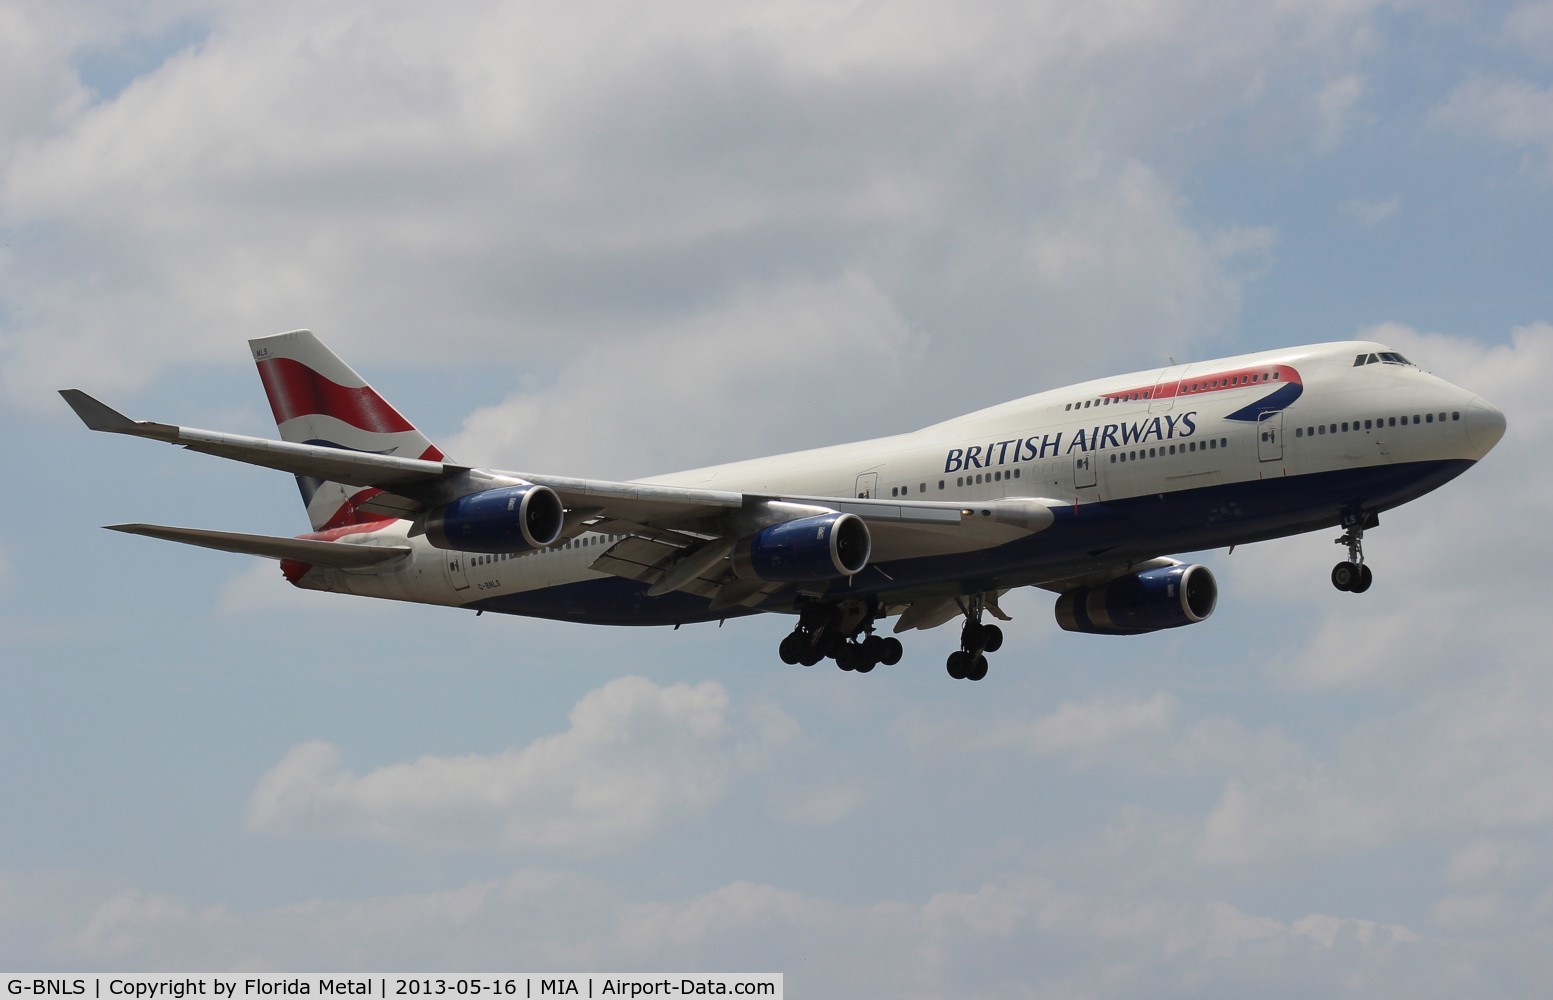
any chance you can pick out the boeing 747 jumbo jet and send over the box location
[62,331,1505,680]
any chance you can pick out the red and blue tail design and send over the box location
[250,330,446,531]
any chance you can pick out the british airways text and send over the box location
[943,411,1199,473]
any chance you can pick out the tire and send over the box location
[880,637,904,666]
[1331,562,1354,592]
[947,650,969,680]
[778,633,804,665]
[1351,564,1374,593]
[966,655,989,682]
[981,625,1004,653]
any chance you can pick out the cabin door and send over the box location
[1074,453,1097,489]
[444,552,472,591]
[1257,410,1284,462]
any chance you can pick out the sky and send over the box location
[3,0,1552,994]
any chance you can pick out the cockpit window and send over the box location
[1355,351,1415,367]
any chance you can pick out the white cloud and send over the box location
[1446,838,1535,887]
[70,888,227,962]
[1342,196,1401,226]
[246,676,796,853]
[26,867,1473,995]
[1314,73,1368,151]
[1,0,1380,416]
[445,271,920,475]
[1195,635,1553,866]
[1435,77,1553,176]
[1504,2,1553,62]
[976,692,1179,760]
[1430,893,1514,931]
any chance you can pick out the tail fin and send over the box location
[250,330,447,531]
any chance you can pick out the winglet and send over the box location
[58,389,179,441]
[59,389,137,432]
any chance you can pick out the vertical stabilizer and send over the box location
[250,330,446,530]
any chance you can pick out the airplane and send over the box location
[61,330,1505,681]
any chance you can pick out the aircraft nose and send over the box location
[1465,396,1507,457]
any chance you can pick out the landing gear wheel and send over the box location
[879,637,904,666]
[1331,512,1376,596]
[854,656,876,674]
[946,650,970,680]
[779,632,804,665]
[965,655,989,682]
[799,647,824,667]
[981,625,1004,653]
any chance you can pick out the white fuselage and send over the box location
[298,341,1501,623]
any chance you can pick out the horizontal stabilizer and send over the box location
[107,523,410,568]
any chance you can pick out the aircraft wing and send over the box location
[106,523,411,567]
[64,390,1060,599]
[60,389,747,522]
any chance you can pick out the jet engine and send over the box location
[423,484,565,554]
[1054,564,1217,635]
[732,512,872,582]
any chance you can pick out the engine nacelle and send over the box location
[423,484,565,554]
[732,512,872,583]
[1054,564,1217,635]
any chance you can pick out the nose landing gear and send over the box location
[1331,510,1376,593]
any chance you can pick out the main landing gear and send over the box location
[945,595,1003,682]
[1331,510,1376,594]
[778,601,903,674]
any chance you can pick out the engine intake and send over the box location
[733,512,871,582]
[424,484,565,554]
[1054,564,1217,635]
